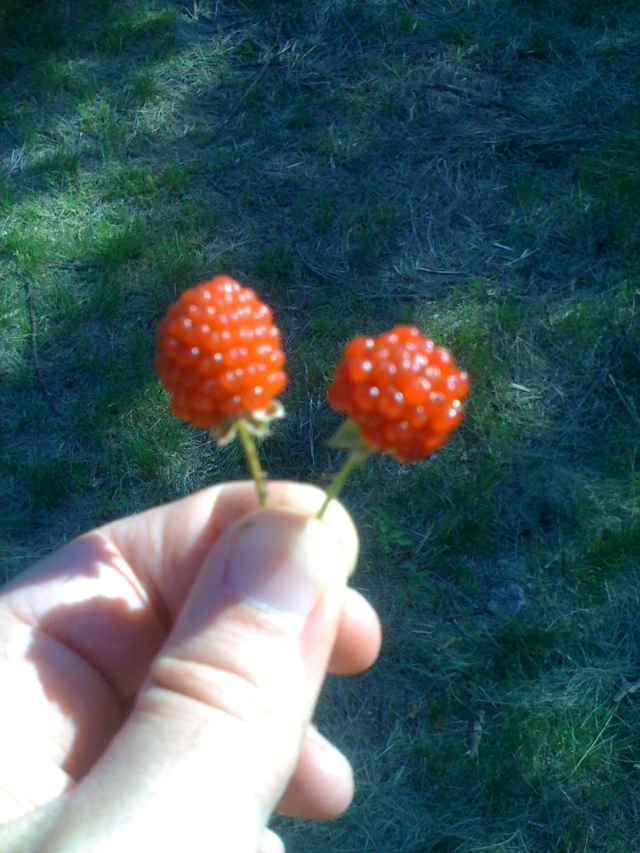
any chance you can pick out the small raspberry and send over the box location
[327,325,469,462]
[155,275,286,437]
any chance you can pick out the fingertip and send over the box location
[275,725,354,820]
[330,588,382,675]
[267,482,359,577]
[258,827,286,853]
[213,481,359,578]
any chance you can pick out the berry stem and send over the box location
[316,445,371,520]
[237,420,269,507]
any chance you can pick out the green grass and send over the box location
[2,0,640,849]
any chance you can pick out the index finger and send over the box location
[3,483,359,701]
[105,480,359,620]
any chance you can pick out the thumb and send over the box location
[49,502,357,852]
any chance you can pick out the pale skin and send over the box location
[0,482,381,853]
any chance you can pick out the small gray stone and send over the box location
[485,582,526,619]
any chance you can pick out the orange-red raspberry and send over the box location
[327,325,469,462]
[155,275,286,430]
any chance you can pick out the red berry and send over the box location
[155,275,286,433]
[327,325,469,462]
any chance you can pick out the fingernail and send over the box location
[222,510,347,619]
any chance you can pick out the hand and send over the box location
[0,482,381,853]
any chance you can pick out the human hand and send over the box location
[0,482,381,853]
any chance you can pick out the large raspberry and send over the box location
[327,325,469,462]
[155,275,286,434]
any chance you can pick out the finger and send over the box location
[275,725,353,820]
[106,480,360,620]
[3,482,369,704]
[328,587,382,675]
[258,827,285,853]
[37,502,357,852]
[0,484,379,811]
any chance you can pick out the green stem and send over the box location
[316,446,371,520]
[237,421,269,507]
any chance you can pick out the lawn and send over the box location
[2,0,640,850]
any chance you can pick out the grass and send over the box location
[2,0,640,849]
